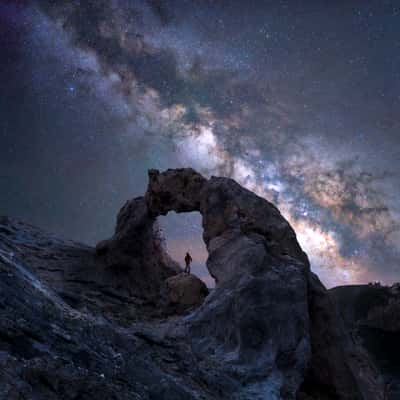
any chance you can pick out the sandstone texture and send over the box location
[0,168,384,399]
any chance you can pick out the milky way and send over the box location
[1,1,400,287]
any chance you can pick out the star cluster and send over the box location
[1,0,399,287]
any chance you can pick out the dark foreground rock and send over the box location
[330,284,400,400]
[0,168,384,399]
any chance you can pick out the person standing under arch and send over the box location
[184,251,192,274]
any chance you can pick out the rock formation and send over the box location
[164,272,209,308]
[331,284,400,399]
[0,168,384,399]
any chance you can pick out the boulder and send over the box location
[165,272,209,307]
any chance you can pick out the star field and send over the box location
[1,0,400,287]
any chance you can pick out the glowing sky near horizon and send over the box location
[1,1,400,288]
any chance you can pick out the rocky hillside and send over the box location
[0,168,384,399]
[330,284,400,399]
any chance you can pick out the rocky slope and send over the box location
[330,284,400,399]
[0,168,384,399]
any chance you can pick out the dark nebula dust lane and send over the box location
[1,0,399,287]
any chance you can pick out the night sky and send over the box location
[1,0,400,287]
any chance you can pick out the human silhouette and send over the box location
[184,251,192,274]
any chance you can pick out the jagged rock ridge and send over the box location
[0,168,383,399]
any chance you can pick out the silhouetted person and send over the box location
[184,251,192,274]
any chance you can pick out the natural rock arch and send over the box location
[0,169,383,400]
[95,168,382,399]
[96,168,311,395]
[97,168,307,287]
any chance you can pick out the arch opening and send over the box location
[158,211,215,288]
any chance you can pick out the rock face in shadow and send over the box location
[299,274,382,400]
[0,168,384,399]
[330,284,400,400]
[164,272,209,309]
[95,196,181,301]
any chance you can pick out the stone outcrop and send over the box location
[94,169,314,397]
[95,168,383,398]
[0,168,385,399]
[95,196,181,300]
[299,274,383,400]
[331,284,400,399]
